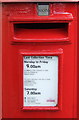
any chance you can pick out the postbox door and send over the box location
[2,3,77,118]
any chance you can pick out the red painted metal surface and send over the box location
[77,3,79,118]
[1,2,77,118]
[0,3,2,120]
[0,0,79,2]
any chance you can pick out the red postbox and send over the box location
[0,1,78,119]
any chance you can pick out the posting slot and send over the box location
[13,23,68,42]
